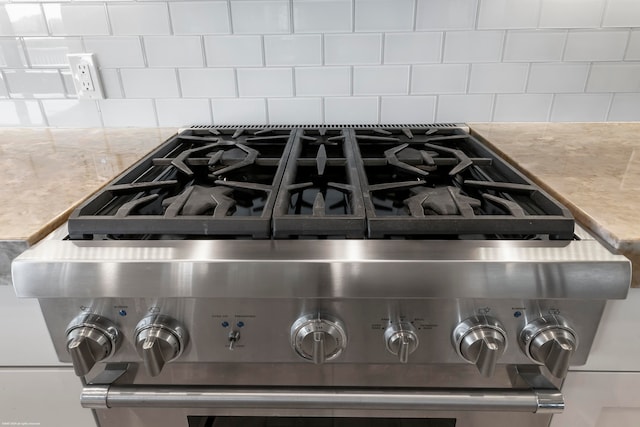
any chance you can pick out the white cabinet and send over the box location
[551,372,640,427]
[0,286,63,366]
[551,288,640,427]
[0,368,95,426]
[575,288,640,372]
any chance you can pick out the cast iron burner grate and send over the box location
[67,125,574,240]
[272,128,366,238]
[352,127,573,239]
[68,128,295,239]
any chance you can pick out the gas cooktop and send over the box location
[68,125,574,240]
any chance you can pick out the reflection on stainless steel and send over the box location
[12,239,631,299]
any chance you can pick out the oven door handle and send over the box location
[81,385,563,414]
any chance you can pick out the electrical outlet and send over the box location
[67,53,104,100]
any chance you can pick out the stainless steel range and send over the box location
[12,125,631,427]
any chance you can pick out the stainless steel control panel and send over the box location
[40,297,602,369]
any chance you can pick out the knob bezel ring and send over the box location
[519,316,578,362]
[134,314,189,360]
[452,315,507,361]
[290,313,347,362]
[65,313,120,358]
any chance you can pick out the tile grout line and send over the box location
[40,3,51,37]
[412,0,418,31]
[104,2,113,36]
[226,0,234,34]
[36,100,50,127]
[622,28,633,61]
[351,0,355,32]
[115,68,125,100]
[201,35,207,67]
[604,93,615,121]
[166,2,174,35]
[95,100,105,128]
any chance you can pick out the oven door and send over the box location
[82,364,562,427]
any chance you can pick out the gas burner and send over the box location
[68,126,574,240]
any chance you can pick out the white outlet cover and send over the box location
[67,53,104,100]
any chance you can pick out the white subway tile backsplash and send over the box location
[230,1,289,34]
[98,69,123,99]
[155,99,212,126]
[469,63,528,94]
[99,99,157,127]
[353,66,409,95]
[170,2,230,35]
[416,0,478,31]
[493,94,552,121]
[564,30,628,61]
[211,98,267,124]
[295,66,350,96]
[292,0,352,33]
[144,37,203,68]
[0,4,48,36]
[108,4,170,36]
[504,31,566,62]
[608,93,640,121]
[4,69,64,98]
[539,0,605,29]
[41,99,101,127]
[603,0,640,27]
[325,34,382,65]
[411,64,468,94]
[436,94,494,122]
[24,37,83,67]
[120,68,179,98]
[264,35,321,66]
[0,100,45,126]
[324,96,378,124]
[550,94,611,122]
[380,96,436,123]
[527,63,589,93]
[0,38,27,68]
[586,63,640,93]
[83,37,145,68]
[204,36,263,67]
[43,4,109,36]
[477,0,540,30]
[355,0,414,32]
[626,31,640,60]
[179,69,236,98]
[237,68,293,97]
[443,31,504,63]
[267,98,322,124]
[0,0,636,127]
[383,32,442,64]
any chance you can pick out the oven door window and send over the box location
[188,417,455,427]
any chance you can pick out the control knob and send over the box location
[291,314,347,364]
[520,316,577,379]
[135,315,189,377]
[453,316,506,377]
[65,314,120,377]
[384,322,419,363]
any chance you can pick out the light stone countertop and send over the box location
[0,128,176,285]
[470,122,640,287]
